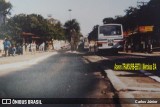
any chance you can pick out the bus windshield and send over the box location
[99,25,122,36]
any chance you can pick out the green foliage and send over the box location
[0,0,12,15]
[101,0,160,32]
[88,25,99,41]
[64,19,81,42]
[5,14,65,40]
[103,17,114,24]
[0,0,12,38]
[64,19,80,33]
[89,0,160,41]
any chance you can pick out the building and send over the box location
[21,32,54,52]
[124,26,155,53]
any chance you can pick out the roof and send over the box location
[22,32,35,36]
[21,32,41,39]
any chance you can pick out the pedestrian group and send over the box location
[3,38,46,57]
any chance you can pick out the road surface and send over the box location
[0,51,117,107]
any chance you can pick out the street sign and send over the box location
[139,26,154,32]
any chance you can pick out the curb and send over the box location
[83,54,160,107]
[83,56,138,106]
[140,70,160,83]
[119,52,160,57]
[104,69,139,107]
[105,69,127,92]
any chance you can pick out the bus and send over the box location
[96,24,124,53]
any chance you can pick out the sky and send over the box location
[8,0,150,36]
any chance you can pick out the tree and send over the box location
[0,0,12,38]
[103,17,114,24]
[64,19,80,41]
[0,0,12,25]
[148,0,160,25]
[88,25,99,41]
[64,19,81,50]
[6,14,65,41]
[123,6,139,31]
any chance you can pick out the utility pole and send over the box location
[68,9,72,21]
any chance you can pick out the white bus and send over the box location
[96,24,124,53]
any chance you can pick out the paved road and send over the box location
[0,51,116,107]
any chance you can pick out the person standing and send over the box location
[39,42,45,52]
[31,41,36,54]
[42,42,45,51]
[3,38,11,57]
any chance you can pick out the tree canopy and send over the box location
[89,0,160,40]
[0,0,12,16]
[0,0,83,43]
[88,25,99,41]
[102,0,160,31]
[5,14,65,40]
[0,0,12,38]
[64,19,81,42]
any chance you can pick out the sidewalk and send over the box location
[0,51,57,71]
[83,54,160,107]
